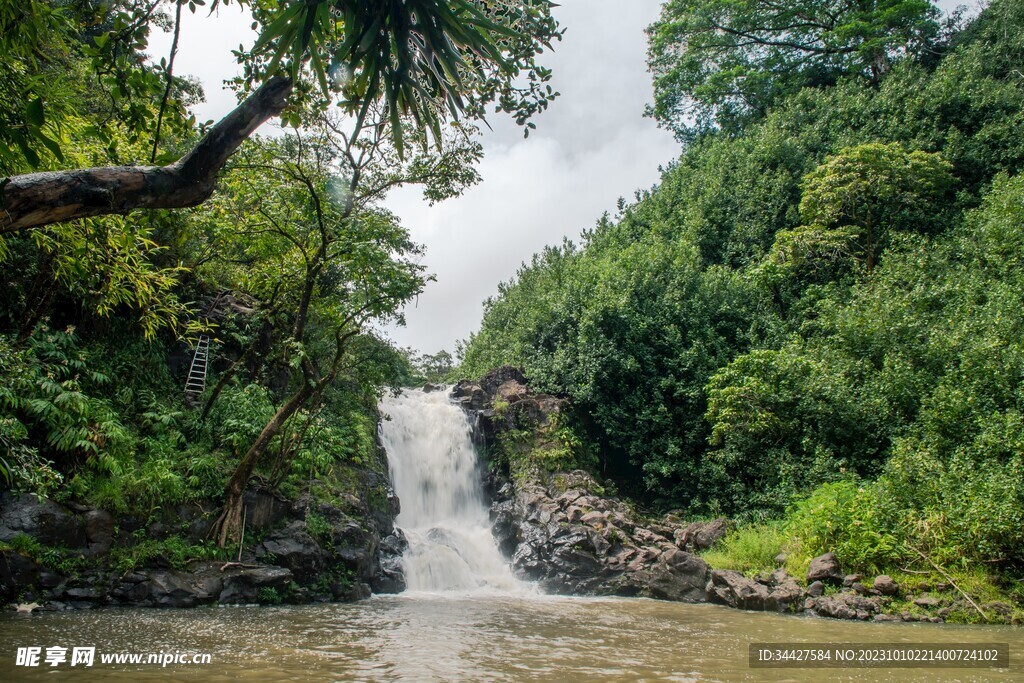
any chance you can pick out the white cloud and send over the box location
[383,1,677,354]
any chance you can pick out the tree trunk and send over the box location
[212,381,314,547]
[1,76,293,232]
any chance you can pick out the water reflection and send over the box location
[0,595,1020,682]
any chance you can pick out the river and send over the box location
[1,389,1020,681]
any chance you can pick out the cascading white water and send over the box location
[379,389,522,593]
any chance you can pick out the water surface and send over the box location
[1,595,1020,682]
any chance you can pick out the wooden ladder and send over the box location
[184,334,210,401]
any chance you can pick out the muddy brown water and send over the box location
[0,594,1020,682]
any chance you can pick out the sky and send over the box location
[150,0,973,356]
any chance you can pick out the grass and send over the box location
[700,520,811,577]
[700,522,1024,625]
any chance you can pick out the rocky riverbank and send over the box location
[0,449,406,612]
[453,368,1011,624]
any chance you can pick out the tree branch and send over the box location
[1,76,294,232]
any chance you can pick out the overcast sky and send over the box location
[151,0,972,356]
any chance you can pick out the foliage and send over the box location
[646,0,944,139]
[768,143,953,275]
[109,536,229,574]
[1,534,90,576]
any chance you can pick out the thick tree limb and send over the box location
[0,76,293,232]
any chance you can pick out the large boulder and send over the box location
[873,574,899,596]
[806,552,844,587]
[219,565,293,604]
[491,469,713,602]
[805,591,881,620]
[146,570,222,608]
[255,521,329,584]
[0,493,87,548]
[674,518,730,552]
[635,548,709,602]
[706,568,803,612]
[371,530,407,594]
[84,510,114,557]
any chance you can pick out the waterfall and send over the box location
[379,388,522,593]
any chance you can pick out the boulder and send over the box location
[806,552,844,586]
[0,493,87,548]
[707,570,771,610]
[649,549,709,601]
[0,549,39,602]
[219,565,293,605]
[674,518,730,551]
[807,591,881,620]
[84,510,114,557]
[146,570,221,608]
[371,530,407,594]
[873,575,899,596]
[255,521,328,584]
[706,568,802,612]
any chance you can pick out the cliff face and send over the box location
[0,442,405,611]
[452,368,712,602]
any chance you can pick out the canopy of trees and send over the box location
[646,0,946,139]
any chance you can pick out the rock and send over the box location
[0,493,87,548]
[111,580,150,603]
[808,592,880,620]
[806,581,825,597]
[873,613,900,622]
[806,553,844,587]
[873,575,899,596]
[674,518,730,551]
[453,384,488,410]
[640,549,709,602]
[255,521,328,584]
[843,574,861,588]
[774,553,787,566]
[852,582,874,597]
[84,510,114,557]
[38,570,62,588]
[219,565,293,605]
[769,569,804,606]
[707,570,771,610]
[147,570,222,608]
[422,383,440,393]
[64,586,100,601]
[913,596,941,608]
[372,530,407,594]
[477,366,529,396]
[495,380,528,403]
[706,568,802,612]
[811,595,857,620]
[0,549,40,602]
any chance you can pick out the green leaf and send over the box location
[25,97,45,128]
